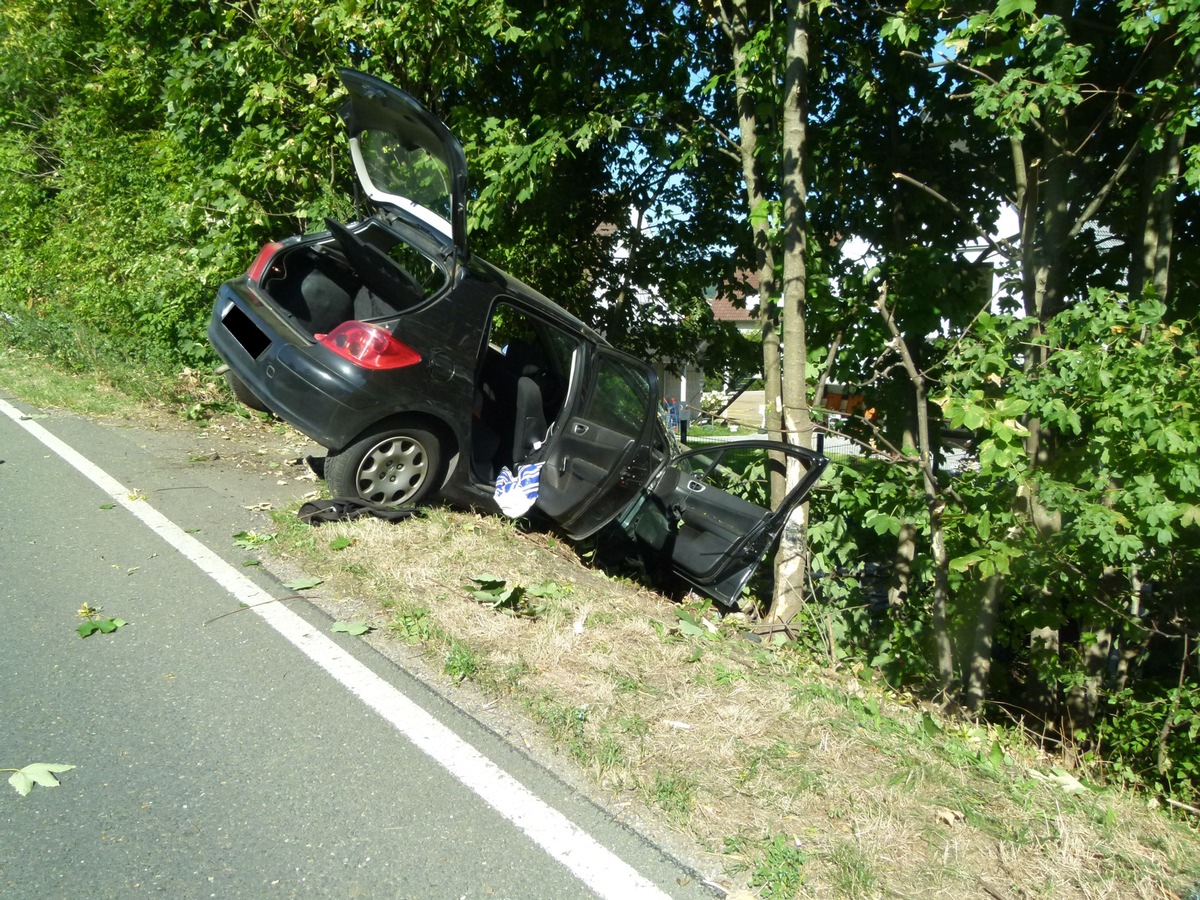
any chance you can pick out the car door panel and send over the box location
[536,349,658,539]
[537,421,635,519]
[634,440,828,605]
[673,481,770,576]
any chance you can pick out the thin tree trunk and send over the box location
[768,0,813,624]
[1114,565,1143,694]
[1135,128,1181,301]
[714,0,785,506]
[888,399,920,608]
[965,573,1002,711]
[877,286,954,694]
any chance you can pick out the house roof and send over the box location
[710,295,757,322]
[710,270,760,322]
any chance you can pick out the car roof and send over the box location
[465,255,609,347]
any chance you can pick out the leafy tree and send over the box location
[939,294,1200,794]
[858,0,1199,713]
[693,0,821,623]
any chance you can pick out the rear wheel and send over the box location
[225,370,270,413]
[325,425,442,506]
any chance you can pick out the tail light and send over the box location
[247,241,284,284]
[316,321,422,370]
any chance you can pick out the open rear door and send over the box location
[629,440,828,605]
[536,349,659,539]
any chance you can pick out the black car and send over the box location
[208,68,827,604]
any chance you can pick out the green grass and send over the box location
[0,315,218,416]
[443,639,479,683]
[827,841,877,898]
[648,770,696,822]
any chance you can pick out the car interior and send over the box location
[256,218,447,335]
[471,304,571,482]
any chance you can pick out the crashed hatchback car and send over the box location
[208,69,828,604]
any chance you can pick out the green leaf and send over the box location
[748,199,772,232]
[470,574,507,591]
[995,0,1036,18]
[331,621,372,635]
[233,530,275,550]
[7,771,32,796]
[330,536,353,551]
[77,618,126,638]
[283,576,323,591]
[527,580,569,599]
[921,712,944,738]
[988,740,1005,769]
[676,609,716,639]
[949,551,983,573]
[8,763,75,795]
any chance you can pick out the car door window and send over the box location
[586,355,654,434]
[536,350,659,538]
[354,129,454,234]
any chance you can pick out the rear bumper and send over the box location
[207,285,375,449]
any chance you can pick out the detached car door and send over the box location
[628,440,829,605]
[535,348,659,540]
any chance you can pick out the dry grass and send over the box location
[4,350,1194,897]
[271,507,1200,899]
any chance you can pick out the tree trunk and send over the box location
[889,523,918,608]
[713,0,786,506]
[768,0,813,624]
[1134,127,1182,301]
[964,573,1003,712]
[1130,32,1188,303]
[888,407,920,609]
[877,287,954,694]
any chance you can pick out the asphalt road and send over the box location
[0,394,714,899]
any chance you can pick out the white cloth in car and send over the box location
[493,462,544,517]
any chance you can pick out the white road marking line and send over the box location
[0,398,673,900]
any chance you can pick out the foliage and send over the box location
[75,601,127,639]
[331,620,373,635]
[5,763,75,796]
[232,530,275,550]
[76,617,128,639]
[0,0,743,374]
[282,575,323,591]
[747,832,810,899]
[443,639,479,683]
[812,293,1200,798]
[940,293,1200,797]
[466,574,567,618]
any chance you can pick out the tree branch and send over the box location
[1066,140,1141,243]
[893,172,1018,261]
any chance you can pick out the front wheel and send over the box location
[325,425,442,506]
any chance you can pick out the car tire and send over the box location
[325,424,442,507]
[225,370,270,413]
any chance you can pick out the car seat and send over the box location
[503,340,548,464]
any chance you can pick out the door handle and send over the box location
[687,480,706,493]
[573,423,589,436]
